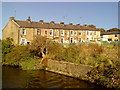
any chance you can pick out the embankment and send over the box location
[41,59,93,80]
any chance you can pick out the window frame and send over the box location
[21,38,26,45]
[37,29,40,35]
[115,34,118,37]
[45,31,47,35]
[50,29,53,36]
[70,30,74,36]
[61,38,64,43]
[61,30,64,36]
[22,29,26,35]
[78,31,82,36]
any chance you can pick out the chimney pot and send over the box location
[26,16,31,22]
[69,23,73,25]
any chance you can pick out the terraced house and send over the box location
[2,17,100,45]
[101,31,120,41]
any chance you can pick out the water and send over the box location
[2,66,103,88]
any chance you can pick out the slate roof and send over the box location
[101,31,120,35]
[14,20,98,31]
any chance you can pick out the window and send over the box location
[78,31,82,35]
[87,31,89,35]
[70,31,74,35]
[108,39,112,41]
[61,38,64,43]
[27,41,31,44]
[70,38,73,43]
[79,38,81,42]
[114,39,118,41]
[21,38,26,45]
[37,29,40,35]
[50,29,53,36]
[61,30,64,36]
[22,29,26,35]
[94,31,96,35]
[74,31,77,35]
[45,31,47,35]
[56,30,59,36]
[90,32,92,35]
[115,34,118,37]
[87,38,89,41]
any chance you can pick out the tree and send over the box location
[107,28,120,32]
[96,28,106,32]
[2,38,14,62]
[87,25,96,28]
[29,35,48,58]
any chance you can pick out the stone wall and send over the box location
[44,59,93,80]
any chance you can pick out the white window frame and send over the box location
[70,30,74,36]
[56,30,59,36]
[22,29,26,35]
[115,34,118,37]
[74,31,77,36]
[90,32,92,35]
[78,31,82,36]
[70,37,74,43]
[21,38,26,45]
[50,29,53,36]
[94,31,96,35]
[86,31,89,35]
[37,29,40,35]
[61,38,64,43]
[61,30,64,36]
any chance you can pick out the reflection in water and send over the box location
[2,66,103,88]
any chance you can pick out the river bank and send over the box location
[2,37,120,88]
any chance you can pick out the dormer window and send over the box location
[22,29,26,35]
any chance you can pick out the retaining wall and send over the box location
[44,59,93,80]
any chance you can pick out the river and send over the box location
[2,66,104,88]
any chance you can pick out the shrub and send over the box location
[19,58,39,70]
[2,38,14,61]
[3,46,31,66]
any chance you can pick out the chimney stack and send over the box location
[69,23,73,25]
[50,21,55,24]
[76,24,80,26]
[9,17,15,21]
[60,22,64,24]
[39,20,44,23]
[26,16,31,22]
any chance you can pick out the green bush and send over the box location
[19,58,39,70]
[2,38,14,61]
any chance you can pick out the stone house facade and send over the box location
[2,17,100,45]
